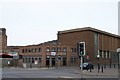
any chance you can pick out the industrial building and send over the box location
[0,27,120,68]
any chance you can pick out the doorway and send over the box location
[46,58,50,67]
[52,58,55,67]
[63,58,66,66]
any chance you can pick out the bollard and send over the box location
[101,66,103,73]
[98,64,100,73]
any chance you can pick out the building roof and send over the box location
[58,27,120,38]
[19,40,58,47]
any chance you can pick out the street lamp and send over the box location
[97,54,100,73]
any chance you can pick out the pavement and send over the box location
[82,68,118,76]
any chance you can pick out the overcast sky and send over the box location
[0,0,119,46]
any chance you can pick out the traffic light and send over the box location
[77,42,85,56]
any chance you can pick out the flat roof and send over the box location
[58,27,120,38]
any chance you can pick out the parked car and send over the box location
[80,62,94,70]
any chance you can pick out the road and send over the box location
[1,66,119,80]
[2,67,82,78]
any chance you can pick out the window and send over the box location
[109,52,111,59]
[26,58,28,63]
[104,51,106,59]
[32,58,34,63]
[38,48,41,52]
[71,57,74,63]
[39,58,41,63]
[71,48,74,52]
[25,49,28,53]
[51,47,56,52]
[28,58,31,63]
[107,51,109,59]
[71,48,77,52]
[62,47,67,52]
[57,47,61,52]
[99,50,102,58]
[74,48,77,52]
[31,48,34,53]
[46,47,50,52]
[71,57,76,63]
[35,48,37,52]
[22,49,24,53]
[28,49,31,53]
[35,58,37,60]
[94,33,98,57]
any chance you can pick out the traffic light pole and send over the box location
[80,55,83,78]
[81,55,83,71]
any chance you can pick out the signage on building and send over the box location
[51,52,56,56]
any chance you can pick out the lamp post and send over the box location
[97,54,100,73]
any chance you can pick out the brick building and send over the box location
[4,27,120,68]
[58,27,120,65]
[19,40,79,68]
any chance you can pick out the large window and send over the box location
[22,49,24,53]
[94,33,98,57]
[38,48,41,52]
[62,47,67,52]
[99,50,102,58]
[109,52,111,59]
[104,51,106,59]
[28,58,31,63]
[25,49,28,53]
[26,58,28,63]
[35,48,37,52]
[32,58,34,63]
[31,48,35,53]
[23,58,25,63]
[28,49,31,53]
[51,47,56,52]
[57,47,61,52]
[39,58,41,63]
[107,51,109,59]
[71,57,77,63]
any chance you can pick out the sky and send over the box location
[0,0,119,46]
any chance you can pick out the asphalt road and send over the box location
[2,67,82,78]
[1,67,119,80]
